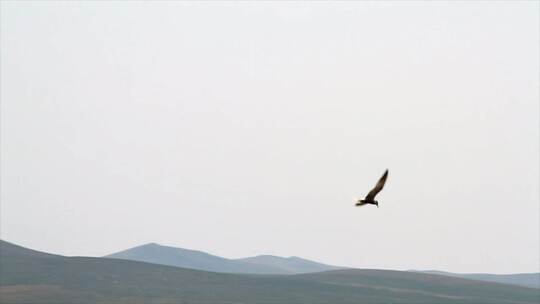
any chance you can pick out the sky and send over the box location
[1,1,538,274]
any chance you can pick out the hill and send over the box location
[106,242,340,274]
[1,240,539,303]
[237,254,341,273]
[417,270,540,289]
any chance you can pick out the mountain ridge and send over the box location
[2,239,539,304]
[105,242,342,274]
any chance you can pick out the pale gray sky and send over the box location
[1,1,538,274]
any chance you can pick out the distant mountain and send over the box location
[237,254,341,273]
[105,242,340,274]
[416,270,540,289]
[1,239,539,304]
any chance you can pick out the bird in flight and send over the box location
[355,169,389,208]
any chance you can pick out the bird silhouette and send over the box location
[355,169,388,208]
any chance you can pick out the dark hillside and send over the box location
[1,240,539,304]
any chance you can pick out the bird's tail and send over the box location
[355,198,366,206]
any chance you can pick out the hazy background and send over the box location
[1,1,538,274]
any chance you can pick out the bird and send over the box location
[355,169,389,208]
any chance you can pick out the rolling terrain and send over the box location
[106,243,540,288]
[1,240,539,303]
[105,242,340,274]
[416,270,540,289]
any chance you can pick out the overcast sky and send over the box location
[1,1,538,274]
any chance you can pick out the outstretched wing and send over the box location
[364,169,388,201]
